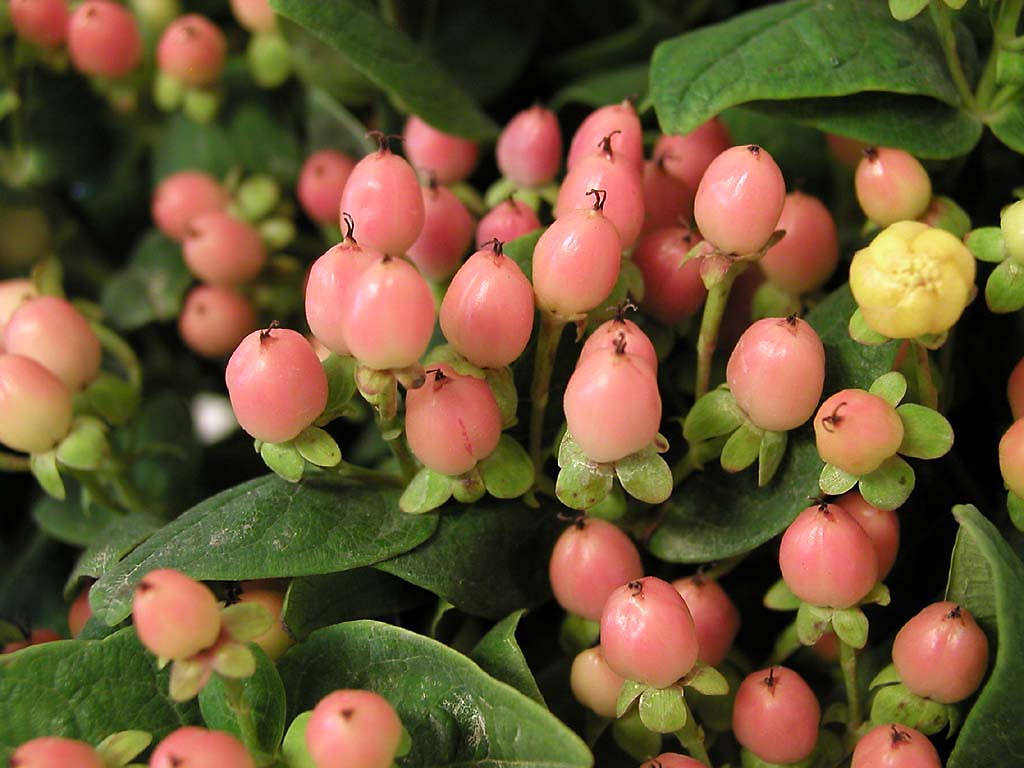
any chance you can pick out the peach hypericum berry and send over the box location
[67,0,143,79]
[3,296,102,392]
[578,317,658,375]
[826,133,870,169]
[178,285,257,359]
[1007,356,1024,420]
[156,14,226,88]
[230,0,277,33]
[633,226,707,325]
[851,724,942,768]
[835,490,900,578]
[566,100,644,172]
[999,418,1024,498]
[641,155,693,234]
[496,105,563,188]
[570,646,626,718]
[891,601,989,704]
[238,583,293,660]
[183,212,267,286]
[760,191,840,295]
[732,666,821,765]
[855,147,932,226]
[439,240,534,369]
[725,315,826,432]
[404,365,502,476]
[599,576,699,688]
[779,503,880,608]
[306,689,403,768]
[475,198,541,245]
[694,144,786,257]
[297,150,356,226]
[9,737,104,768]
[548,517,643,621]
[151,170,230,242]
[814,389,905,476]
[10,0,69,48]
[402,115,479,185]
[0,278,37,345]
[406,180,475,281]
[672,575,741,667]
[226,327,328,443]
[149,727,255,768]
[3,627,62,653]
[132,568,222,660]
[0,354,73,453]
[641,754,708,768]
[654,118,732,195]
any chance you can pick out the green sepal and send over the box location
[819,462,858,496]
[611,709,662,762]
[485,366,519,428]
[751,280,801,321]
[281,711,317,768]
[720,421,763,474]
[448,181,486,217]
[213,641,257,679]
[869,662,901,690]
[860,582,891,606]
[758,429,788,487]
[536,182,560,208]
[740,746,814,768]
[700,252,733,290]
[399,467,451,514]
[869,371,907,406]
[681,238,710,267]
[556,431,613,510]
[683,385,745,443]
[56,416,109,471]
[95,730,152,768]
[859,455,915,510]
[795,603,833,646]
[1008,490,1024,531]
[943,0,967,7]
[483,176,517,209]
[423,344,486,379]
[450,467,486,504]
[985,258,1024,313]
[822,701,849,725]
[221,602,273,642]
[681,662,730,696]
[153,70,185,111]
[888,0,929,21]
[81,373,140,426]
[638,686,688,734]
[848,307,890,346]
[558,613,600,656]
[763,579,802,611]
[31,254,64,297]
[30,450,65,500]
[997,49,1024,86]
[926,196,972,238]
[478,434,534,499]
[259,440,305,483]
[616,679,647,718]
[897,403,954,459]
[946,702,963,737]
[914,331,948,351]
[354,364,397,421]
[831,606,869,649]
[293,426,342,467]
[395,726,413,758]
[615,443,672,504]
[965,226,1005,263]
[318,354,358,424]
[183,87,221,125]
[168,657,211,702]
[586,484,627,521]
[870,682,950,736]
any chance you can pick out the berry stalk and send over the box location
[0,450,30,471]
[90,321,142,390]
[220,676,270,766]
[322,459,405,487]
[838,637,863,733]
[673,713,712,767]
[929,2,977,113]
[529,311,568,473]
[695,264,745,398]
[913,342,939,410]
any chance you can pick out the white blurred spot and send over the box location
[191,392,239,445]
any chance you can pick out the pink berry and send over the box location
[3,627,62,653]
[343,256,435,370]
[578,317,657,375]
[68,586,92,639]
[835,490,900,578]
[338,144,424,256]
[694,145,786,256]
[555,136,645,249]
[402,115,479,185]
[404,365,502,476]
[633,226,707,325]
[0,354,72,453]
[854,147,932,226]
[760,192,839,295]
[532,196,621,317]
[567,101,643,172]
[238,585,292,661]
[439,241,534,369]
[157,14,226,88]
[132,569,222,660]
[67,1,143,78]
[183,211,267,286]
[495,105,563,187]
[297,150,356,226]
[814,389,905,476]
[600,576,699,687]
[570,646,625,718]
[475,198,541,245]
[178,285,257,359]
[10,0,69,48]
[851,724,942,768]
[725,315,825,432]
[642,755,707,768]
[812,631,840,662]
[229,0,276,33]
[1008,357,1024,420]
[826,133,870,170]
[0,278,37,347]
[548,517,643,621]
[10,737,104,768]
[225,327,328,443]
[732,666,820,765]
[151,171,229,242]
[563,339,662,463]
[779,503,880,608]
[672,576,740,667]
[654,118,732,194]
[891,602,989,704]
[999,418,1024,498]
[642,156,692,233]
[306,689,403,768]
[150,727,254,768]
[406,181,475,281]
[3,296,101,392]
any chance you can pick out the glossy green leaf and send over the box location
[986,258,1024,313]
[269,0,497,140]
[478,435,535,500]
[638,686,687,734]
[683,387,744,443]
[470,610,545,705]
[100,231,192,331]
[199,647,286,756]
[151,115,235,181]
[897,404,954,459]
[305,88,375,159]
[945,505,1024,766]
[870,371,908,406]
[966,227,1007,263]
[278,621,592,767]
[550,65,648,111]
[990,96,1024,154]
[859,455,915,510]
[32,493,118,548]
[281,19,378,107]
[64,513,162,599]
[90,476,437,625]
[228,104,302,184]
[0,629,197,762]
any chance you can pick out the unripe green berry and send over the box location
[1001,199,1024,263]
[247,32,291,88]
[183,88,220,125]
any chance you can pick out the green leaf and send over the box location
[151,115,235,181]
[305,88,376,159]
[269,0,497,140]
[470,610,545,706]
[720,422,763,474]
[399,468,454,515]
[29,451,64,500]
[281,19,378,107]
[945,505,1024,767]
[293,427,342,468]
[260,441,305,483]
[758,430,789,487]
[31,493,117,548]
[650,286,897,562]
[278,621,592,767]
[889,0,930,21]
[638,686,687,734]
[763,579,802,611]
[318,354,358,422]
[990,96,1024,154]
[616,679,647,718]
[870,682,950,736]
[503,229,544,277]
[478,435,535,500]
[720,106,831,188]
[859,455,916,510]
[199,647,286,756]
[966,227,1007,263]
[0,628,197,763]
[82,373,140,426]
[831,607,869,649]
[556,432,614,511]
[614,447,673,504]
[683,386,745,443]
[228,104,302,184]
[100,231,192,331]
[986,258,1024,313]
[550,65,648,111]
[682,663,730,696]
[90,476,437,626]
[897,403,955,459]
[376,497,561,620]
[1008,491,1024,532]
[64,513,163,598]
[281,711,316,768]
[870,371,908,406]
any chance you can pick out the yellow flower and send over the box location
[850,220,975,339]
